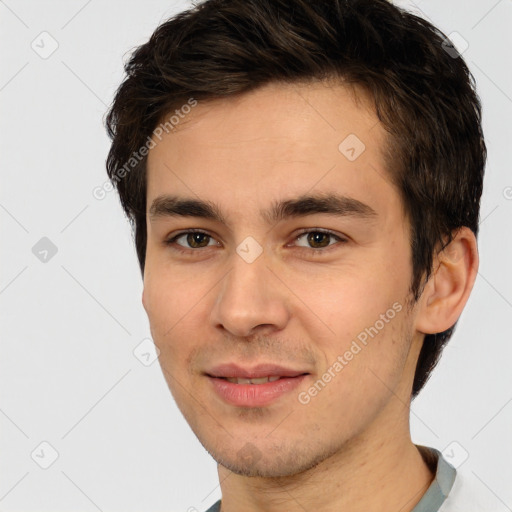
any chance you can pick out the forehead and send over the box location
[149,80,382,157]
[145,80,399,226]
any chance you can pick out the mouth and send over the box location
[209,373,309,384]
[205,363,310,407]
[217,375,285,384]
[206,362,308,379]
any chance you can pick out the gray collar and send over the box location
[411,445,457,512]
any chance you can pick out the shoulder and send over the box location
[202,499,221,512]
[438,457,507,512]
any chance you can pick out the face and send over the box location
[143,81,424,478]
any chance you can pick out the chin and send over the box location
[204,438,339,478]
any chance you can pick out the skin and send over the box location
[142,80,478,512]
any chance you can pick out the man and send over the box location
[104,0,487,510]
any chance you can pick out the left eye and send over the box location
[294,230,346,250]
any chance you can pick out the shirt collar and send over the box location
[411,445,457,512]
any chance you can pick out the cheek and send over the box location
[311,313,411,433]
[143,267,213,362]
[143,271,183,345]
[144,255,196,322]
[306,261,406,339]
[301,258,411,390]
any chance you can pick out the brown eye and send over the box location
[305,232,331,248]
[184,232,211,248]
[294,230,347,251]
[165,230,218,251]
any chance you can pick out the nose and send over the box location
[209,249,290,338]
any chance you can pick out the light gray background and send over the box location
[1,1,511,511]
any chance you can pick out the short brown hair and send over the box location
[105,0,486,398]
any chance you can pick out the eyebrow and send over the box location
[148,192,378,226]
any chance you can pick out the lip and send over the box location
[206,363,307,379]
[205,363,310,407]
[207,374,308,407]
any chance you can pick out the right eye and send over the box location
[165,230,220,252]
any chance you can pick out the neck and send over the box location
[216,407,434,512]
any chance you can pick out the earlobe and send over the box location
[415,227,479,335]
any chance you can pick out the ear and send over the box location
[415,227,479,335]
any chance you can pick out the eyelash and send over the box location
[164,228,348,255]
